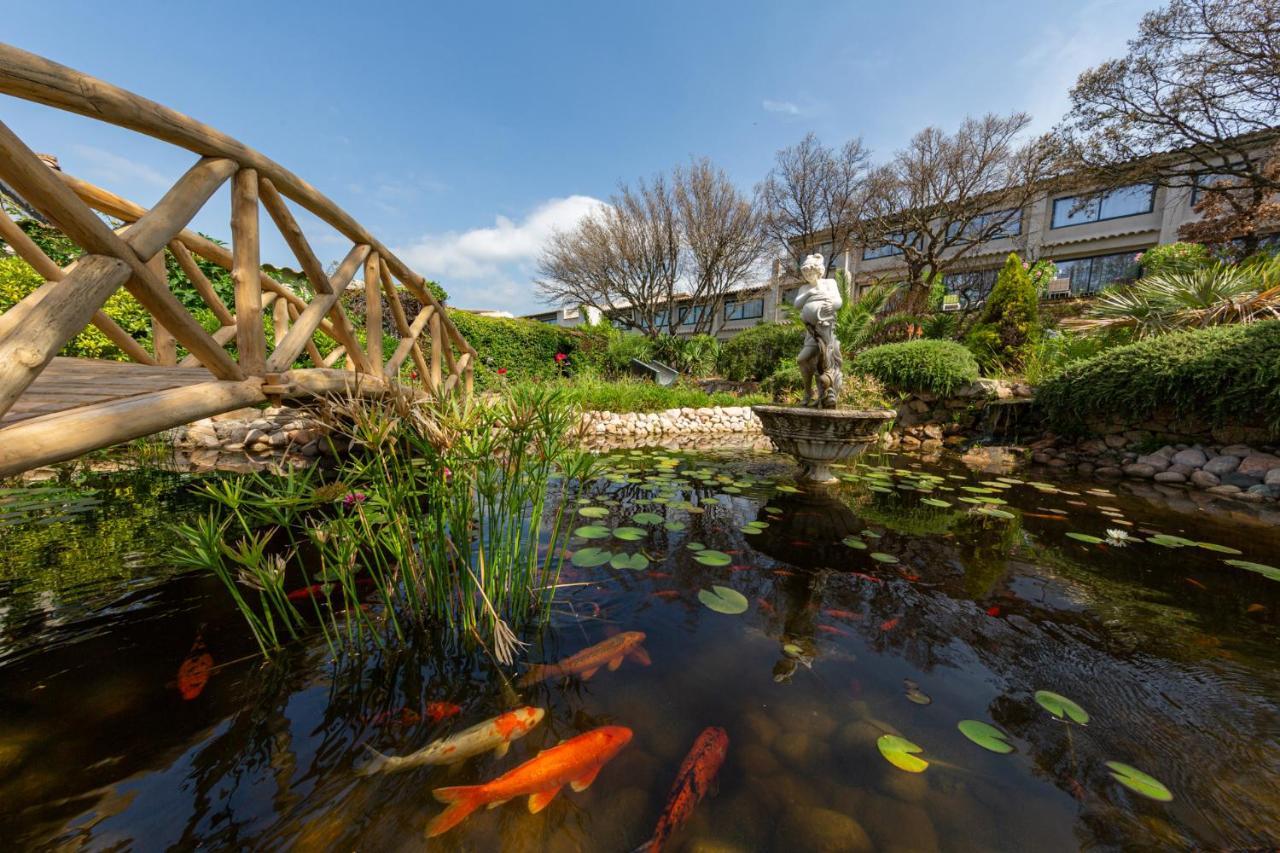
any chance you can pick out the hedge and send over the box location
[717,323,805,382]
[447,310,606,389]
[1038,321,1280,434]
[849,339,980,396]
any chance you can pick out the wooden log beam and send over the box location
[323,243,373,374]
[0,254,132,419]
[363,252,383,367]
[121,156,237,259]
[429,312,443,389]
[287,303,327,367]
[0,120,241,378]
[267,292,341,372]
[231,168,265,375]
[384,304,435,376]
[0,377,266,477]
[258,176,332,295]
[147,254,177,365]
[168,239,234,325]
[323,345,346,368]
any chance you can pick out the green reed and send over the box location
[173,383,597,662]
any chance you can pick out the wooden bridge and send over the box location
[0,44,475,477]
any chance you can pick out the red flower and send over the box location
[554,352,567,363]
[497,367,508,375]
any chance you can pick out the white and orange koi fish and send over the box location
[357,706,544,775]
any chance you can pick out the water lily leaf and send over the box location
[1225,559,1280,581]
[698,585,749,614]
[573,525,610,540]
[1065,532,1104,544]
[1034,690,1089,724]
[776,485,801,494]
[877,734,928,773]
[687,542,705,552]
[782,642,805,657]
[743,520,769,529]
[957,720,1014,754]
[870,552,899,564]
[632,512,664,525]
[1195,541,1242,555]
[1106,761,1173,801]
[577,506,609,519]
[610,552,649,571]
[694,549,732,567]
[663,521,686,532]
[862,529,882,538]
[741,526,763,535]
[613,526,646,541]
[977,507,1015,520]
[570,547,612,568]
[842,536,867,550]
[904,686,931,705]
[962,486,996,494]
[869,486,893,494]
[921,498,952,508]
[1148,533,1196,548]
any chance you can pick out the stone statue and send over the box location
[794,253,844,408]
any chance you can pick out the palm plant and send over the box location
[1064,256,1280,339]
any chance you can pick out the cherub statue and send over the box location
[794,253,844,408]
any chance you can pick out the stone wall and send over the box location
[581,406,761,439]
[882,379,1036,451]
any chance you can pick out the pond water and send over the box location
[1,449,1278,851]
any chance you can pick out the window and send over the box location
[947,208,1022,242]
[724,297,764,321]
[943,268,1000,306]
[1051,184,1154,228]
[1191,172,1244,204]
[679,304,704,326]
[1053,251,1142,295]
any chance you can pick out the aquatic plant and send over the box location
[174,383,598,661]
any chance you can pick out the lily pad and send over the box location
[573,525,610,540]
[1225,559,1280,581]
[663,521,686,532]
[632,512,664,525]
[698,585,749,614]
[877,734,928,773]
[694,549,732,567]
[921,498,952,508]
[1148,533,1196,548]
[776,485,801,494]
[577,506,609,519]
[613,526,647,541]
[1105,761,1173,802]
[1034,690,1089,724]
[977,507,1016,520]
[842,536,867,550]
[570,547,612,568]
[1195,541,1242,555]
[957,720,1014,754]
[1065,532,1104,544]
[687,542,706,552]
[610,552,649,571]
[870,552,899,564]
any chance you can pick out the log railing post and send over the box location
[429,312,443,389]
[231,168,265,375]
[148,254,177,365]
[363,252,383,370]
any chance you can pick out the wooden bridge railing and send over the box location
[0,44,476,475]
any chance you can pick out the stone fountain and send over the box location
[753,254,895,484]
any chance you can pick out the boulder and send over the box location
[1222,472,1262,489]
[1135,454,1171,472]
[1154,471,1187,483]
[1103,434,1129,449]
[1266,468,1280,486]
[1218,444,1254,457]
[1122,463,1157,479]
[1095,466,1123,478]
[1248,484,1280,500]
[1203,455,1240,476]
[1190,470,1220,488]
[1206,485,1242,496]
[1237,453,1280,477]
[775,805,873,853]
[1171,448,1207,467]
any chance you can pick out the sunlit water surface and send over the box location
[1,449,1278,851]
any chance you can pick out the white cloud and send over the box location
[762,99,802,116]
[69,144,171,188]
[394,195,606,310]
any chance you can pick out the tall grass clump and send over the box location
[173,384,597,662]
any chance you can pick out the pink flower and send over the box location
[555,352,567,363]
[497,367,508,375]
[342,491,367,508]
[442,466,452,483]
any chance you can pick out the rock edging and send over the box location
[580,406,762,437]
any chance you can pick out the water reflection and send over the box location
[0,452,1277,850]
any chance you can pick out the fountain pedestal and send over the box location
[752,405,895,484]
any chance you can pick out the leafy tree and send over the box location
[964,253,1041,369]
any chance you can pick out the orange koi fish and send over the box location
[518,632,650,686]
[822,609,859,619]
[176,632,213,701]
[817,624,852,637]
[651,590,681,600]
[636,726,729,852]
[359,707,544,775]
[426,725,633,837]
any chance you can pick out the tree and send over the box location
[1059,0,1280,252]
[855,113,1055,313]
[536,175,682,337]
[757,133,871,274]
[674,158,768,336]
[963,253,1041,370]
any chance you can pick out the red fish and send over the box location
[1023,512,1068,521]
[823,609,859,619]
[652,590,681,600]
[880,617,900,632]
[986,606,1001,617]
[286,582,327,601]
[518,632,650,686]
[851,572,883,584]
[176,633,213,701]
[729,564,753,573]
[817,624,852,637]
[1185,578,1207,590]
[772,569,795,577]
[649,572,673,579]
[426,726,633,837]
[636,727,729,852]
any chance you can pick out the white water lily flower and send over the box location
[1105,529,1132,546]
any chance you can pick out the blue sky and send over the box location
[4,0,1156,312]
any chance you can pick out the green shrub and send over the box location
[447,310,580,389]
[850,339,980,396]
[762,360,889,408]
[717,322,805,382]
[966,253,1040,370]
[1020,332,1111,385]
[585,326,654,377]
[510,376,766,413]
[1038,321,1280,434]
[1136,242,1211,277]
[652,333,721,377]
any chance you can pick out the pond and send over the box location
[1,449,1278,851]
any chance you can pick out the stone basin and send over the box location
[752,405,896,484]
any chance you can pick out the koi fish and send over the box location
[817,624,852,637]
[651,590,681,600]
[986,606,1001,617]
[1023,512,1068,521]
[518,632,650,686]
[426,725,633,837]
[635,727,729,853]
[359,707,545,776]
[851,572,883,584]
[772,569,795,577]
[176,633,213,701]
[880,617,900,632]
[822,609,859,620]
[649,572,673,579]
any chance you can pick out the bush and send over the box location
[717,322,805,382]
[1136,242,1211,277]
[447,310,581,389]
[1020,332,1110,385]
[850,339,980,396]
[652,334,721,377]
[762,360,889,408]
[965,253,1040,370]
[509,376,766,413]
[1038,321,1280,434]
